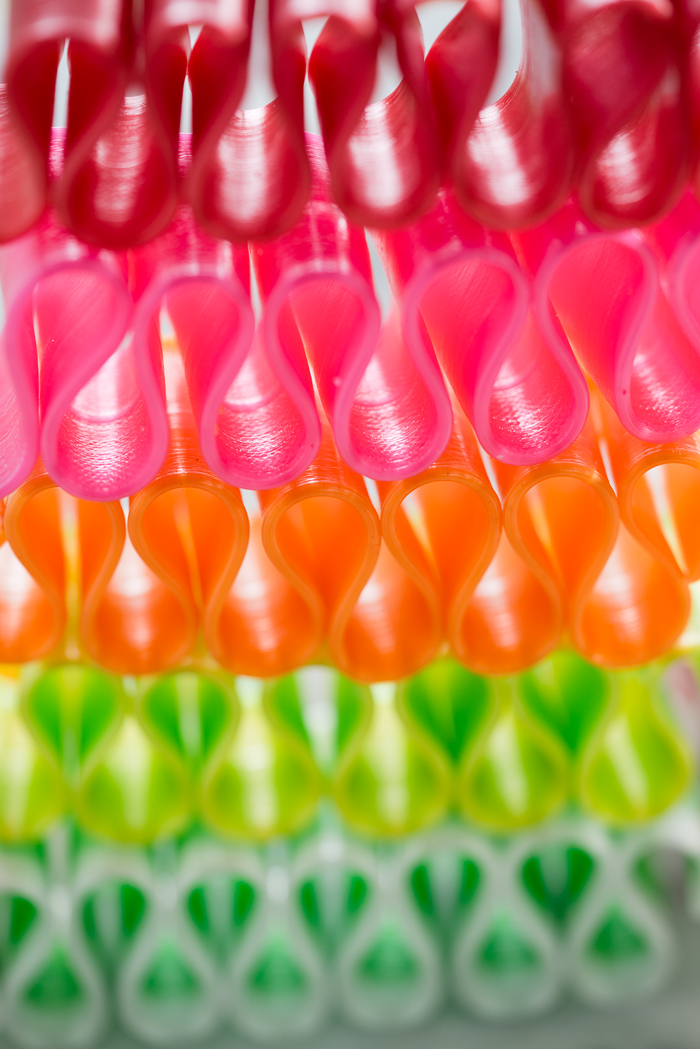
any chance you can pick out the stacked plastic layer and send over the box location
[0,811,696,1048]
[8,144,700,500]
[2,0,700,246]
[7,377,700,677]
[0,653,697,841]
[0,654,696,1044]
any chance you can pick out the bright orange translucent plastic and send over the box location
[598,392,700,584]
[238,416,446,682]
[496,402,690,667]
[85,347,249,675]
[213,417,379,677]
[0,464,66,662]
[496,415,618,668]
[378,410,501,674]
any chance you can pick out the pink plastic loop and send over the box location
[547,0,687,227]
[304,0,440,227]
[182,0,311,241]
[375,189,588,464]
[425,0,500,192]
[515,199,700,443]
[0,209,153,500]
[132,179,294,490]
[251,136,452,480]
[8,0,186,249]
[646,191,700,378]
[450,0,574,229]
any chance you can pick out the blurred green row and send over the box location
[0,650,697,843]
[0,807,697,1047]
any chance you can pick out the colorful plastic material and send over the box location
[515,200,700,445]
[7,0,183,248]
[180,0,311,242]
[452,0,574,229]
[375,189,589,465]
[497,412,690,668]
[549,0,687,227]
[0,208,139,499]
[304,0,440,227]
[87,348,249,675]
[378,409,501,668]
[595,388,700,583]
[252,137,452,481]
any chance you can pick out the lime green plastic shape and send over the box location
[201,678,321,840]
[333,683,450,837]
[22,664,123,788]
[577,668,694,824]
[77,712,191,843]
[457,677,569,831]
[519,652,608,758]
[0,672,65,841]
[398,660,492,765]
[264,668,371,776]
[137,671,236,776]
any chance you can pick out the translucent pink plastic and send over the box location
[303,0,440,228]
[7,0,185,249]
[251,135,452,480]
[0,209,158,501]
[514,198,700,443]
[547,0,688,228]
[374,189,589,465]
[453,0,574,229]
[132,182,314,492]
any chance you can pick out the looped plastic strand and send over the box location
[253,137,452,480]
[184,0,310,241]
[515,201,700,444]
[577,667,694,823]
[86,348,249,675]
[596,389,700,583]
[305,0,439,227]
[9,0,185,248]
[499,408,690,666]
[425,0,500,206]
[378,410,501,667]
[208,417,378,677]
[496,415,619,661]
[132,199,287,489]
[548,0,687,226]
[375,189,588,465]
[453,0,574,228]
[1,465,66,663]
[0,208,166,500]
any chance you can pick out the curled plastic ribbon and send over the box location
[375,188,589,465]
[595,388,700,585]
[492,415,618,670]
[547,0,687,226]
[378,409,502,668]
[252,137,452,480]
[130,192,293,489]
[451,0,574,229]
[515,199,700,444]
[0,203,165,501]
[8,0,185,249]
[304,0,440,227]
[84,348,249,675]
[181,0,310,241]
[0,465,66,663]
[0,83,47,243]
[498,407,690,666]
